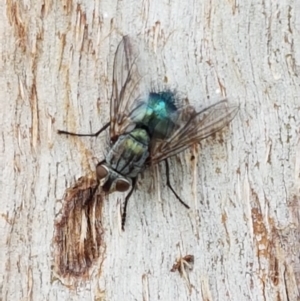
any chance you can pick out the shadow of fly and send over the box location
[58,35,239,230]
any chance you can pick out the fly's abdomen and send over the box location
[106,128,150,178]
[130,91,179,139]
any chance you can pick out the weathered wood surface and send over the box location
[1,0,299,300]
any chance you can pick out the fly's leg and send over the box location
[164,159,190,209]
[84,183,100,206]
[121,178,137,230]
[83,160,106,206]
[58,122,110,137]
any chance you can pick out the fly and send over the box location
[58,35,239,230]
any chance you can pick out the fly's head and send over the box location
[96,163,132,193]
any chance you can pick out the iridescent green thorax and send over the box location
[106,128,150,178]
[131,91,179,139]
[129,128,151,146]
[121,129,150,158]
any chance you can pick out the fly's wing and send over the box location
[149,99,239,164]
[110,35,149,140]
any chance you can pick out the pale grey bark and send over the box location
[1,0,300,300]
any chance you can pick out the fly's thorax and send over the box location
[96,164,132,193]
[105,128,150,178]
[128,128,151,145]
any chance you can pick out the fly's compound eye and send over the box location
[96,165,109,180]
[115,178,131,192]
